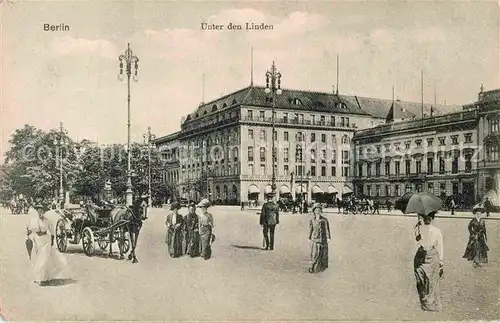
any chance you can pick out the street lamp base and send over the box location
[126,188,133,206]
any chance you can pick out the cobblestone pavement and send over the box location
[1,206,498,321]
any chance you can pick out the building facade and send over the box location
[465,88,500,208]
[155,131,181,194]
[352,109,479,207]
[156,85,455,204]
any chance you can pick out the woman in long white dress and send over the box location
[27,204,68,285]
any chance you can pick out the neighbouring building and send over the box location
[154,131,181,195]
[464,87,500,208]
[352,107,478,208]
[156,84,456,204]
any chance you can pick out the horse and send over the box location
[109,202,146,263]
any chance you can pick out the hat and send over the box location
[472,203,485,214]
[33,203,45,210]
[197,198,211,208]
[312,203,323,212]
[170,202,181,210]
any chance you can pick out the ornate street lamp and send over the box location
[53,122,67,208]
[118,43,139,206]
[143,126,156,206]
[264,61,282,195]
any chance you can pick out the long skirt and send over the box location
[463,236,489,263]
[414,247,442,311]
[166,227,184,258]
[30,234,67,283]
[186,229,200,257]
[200,227,212,260]
[309,242,328,273]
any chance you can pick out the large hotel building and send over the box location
[154,84,468,205]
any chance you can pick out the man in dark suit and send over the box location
[260,193,279,250]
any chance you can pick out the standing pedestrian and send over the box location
[241,201,245,211]
[184,202,200,257]
[484,197,492,217]
[26,204,68,286]
[413,211,443,311]
[260,193,279,250]
[165,202,185,258]
[198,199,214,260]
[450,198,456,215]
[308,203,331,273]
[463,204,489,267]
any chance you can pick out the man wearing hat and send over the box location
[260,193,279,250]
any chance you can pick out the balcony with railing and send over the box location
[242,116,357,130]
[354,110,478,139]
[353,169,477,180]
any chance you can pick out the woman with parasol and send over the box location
[397,192,444,311]
[463,204,489,267]
[26,203,68,286]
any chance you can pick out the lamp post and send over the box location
[53,122,67,208]
[118,43,139,206]
[143,126,156,206]
[264,61,282,196]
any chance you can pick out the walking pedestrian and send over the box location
[26,204,68,286]
[165,202,185,258]
[450,198,456,215]
[198,199,214,260]
[241,201,245,211]
[413,211,443,311]
[484,197,492,217]
[308,203,331,273]
[184,202,200,257]
[463,204,489,267]
[260,193,279,250]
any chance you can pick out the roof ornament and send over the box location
[480,84,484,92]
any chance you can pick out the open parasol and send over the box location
[395,191,443,215]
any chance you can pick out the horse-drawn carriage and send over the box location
[55,204,132,258]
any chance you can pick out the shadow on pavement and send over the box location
[40,278,77,287]
[230,244,264,250]
[63,249,126,260]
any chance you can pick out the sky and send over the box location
[1,1,498,162]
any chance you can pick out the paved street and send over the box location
[1,206,498,321]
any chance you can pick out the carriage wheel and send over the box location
[118,232,130,254]
[98,240,109,251]
[55,219,68,252]
[82,227,96,257]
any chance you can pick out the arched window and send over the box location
[233,147,239,162]
[215,186,220,199]
[223,185,228,199]
[232,185,238,198]
[342,135,350,145]
[212,105,218,112]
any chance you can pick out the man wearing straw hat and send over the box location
[260,193,279,251]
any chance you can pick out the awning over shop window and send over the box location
[248,185,260,194]
[328,186,338,194]
[342,186,353,195]
[280,185,290,194]
[264,185,273,194]
[312,186,324,194]
[295,185,307,193]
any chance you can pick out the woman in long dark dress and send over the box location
[413,211,443,311]
[308,203,331,273]
[184,203,200,257]
[463,206,489,267]
[198,199,214,260]
[165,202,185,258]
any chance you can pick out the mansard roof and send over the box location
[181,85,463,124]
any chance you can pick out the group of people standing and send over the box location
[412,203,490,312]
[166,198,215,260]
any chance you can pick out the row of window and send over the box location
[358,133,474,155]
[247,164,351,177]
[486,145,499,162]
[358,156,473,177]
[247,110,350,127]
[248,129,351,144]
[247,146,350,164]
[361,182,460,197]
[489,118,499,134]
